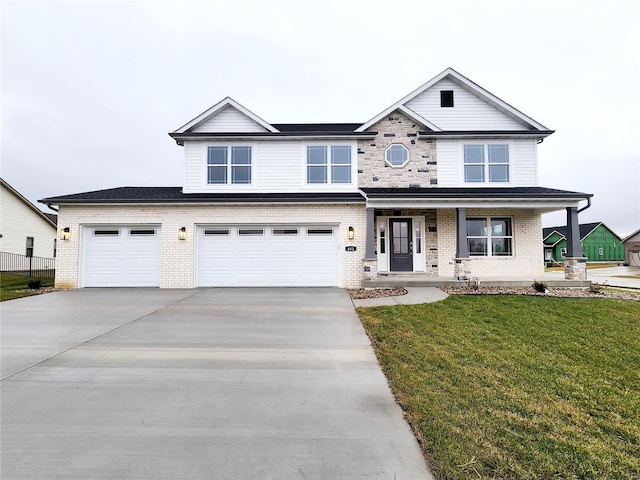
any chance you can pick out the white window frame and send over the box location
[462,142,510,184]
[385,144,409,168]
[207,145,252,185]
[466,216,514,257]
[306,145,353,185]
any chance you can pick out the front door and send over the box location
[390,218,413,271]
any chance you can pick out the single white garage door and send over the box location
[197,225,338,287]
[82,226,161,287]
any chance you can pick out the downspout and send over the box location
[577,196,591,213]
[46,203,59,212]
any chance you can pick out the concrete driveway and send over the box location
[1,288,432,479]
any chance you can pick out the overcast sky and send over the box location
[2,0,639,236]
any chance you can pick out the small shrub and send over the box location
[590,282,606,294]
[467,277,480,291]
[532,280,547,293]
[27,278,42,290]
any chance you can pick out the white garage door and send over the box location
[82,226,161,287]
[197,225,338,287]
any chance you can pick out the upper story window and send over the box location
[207,146,252,184]
[385,144,409,167]
[464,144,509,183]
[467,217,513,257]
[440,90,454,107]
[307,145,352,184]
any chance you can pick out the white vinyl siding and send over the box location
[191,106,269,133]
[0,183,57,257]
[197,225,339,286]
[437,139,538,187]
[406,78,527,130]
[183,141,358,193]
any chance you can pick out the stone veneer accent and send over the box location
[357,110,437,188]
[563,257,588,280]
[373,209,438,276]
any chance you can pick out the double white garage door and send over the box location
[81,225,338,287]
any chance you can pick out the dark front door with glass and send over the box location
[389,218,413,271]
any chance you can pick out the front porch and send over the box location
[364,272,591,288]
[359,187,594,287]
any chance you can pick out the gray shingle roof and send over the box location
[39,187,366,204]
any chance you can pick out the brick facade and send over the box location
[56,204,366,289]
[437,208,544,279]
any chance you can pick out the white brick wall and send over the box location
[438,208,544,279]
[56,204,366,289]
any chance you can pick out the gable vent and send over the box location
[440,90,454,108]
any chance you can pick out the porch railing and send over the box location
[0,252,56,280]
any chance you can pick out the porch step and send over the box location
[365,276,591,288]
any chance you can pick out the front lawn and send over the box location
[357,295,640,479]
[0,273,54,302]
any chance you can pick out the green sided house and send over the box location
[40,67,593,288]
[543,222,624,263]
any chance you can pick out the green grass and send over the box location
[0,273,54,302]
[357,296,640,479]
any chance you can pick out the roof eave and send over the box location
[417,130,555,139]
[169,132,378,145]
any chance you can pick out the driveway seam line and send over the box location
[0,289,203,381]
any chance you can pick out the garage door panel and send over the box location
[82,226,161,287]
[197,225,338,287]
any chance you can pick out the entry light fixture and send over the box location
[178,227,187,240]
[61,227,70,241]
[348,226,354,240]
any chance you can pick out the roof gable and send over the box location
[173,97,279,134]
[356,67,551,133]
[1,178,57,228]
[542,222,621,242]
[623,228,640,242]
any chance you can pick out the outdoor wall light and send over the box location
[348,226,355,240]
[178,227,187,240]
[61,227,70,241]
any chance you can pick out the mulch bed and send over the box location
[348,288,408,299]
[442,286,640,302]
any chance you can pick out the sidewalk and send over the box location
[352,287,448,307]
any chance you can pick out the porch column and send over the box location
[362,207,378,283]
[565,207,582,257]
[564,206,587,280]
[455,208,468,258]
[454,207,471,281]
[365,207,376,259]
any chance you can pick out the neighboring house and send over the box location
[41,68,592,289]
[623,228,640,266]
[1,178,57,258]
[543,222,625,263]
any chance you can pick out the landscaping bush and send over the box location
[27,278,42,290]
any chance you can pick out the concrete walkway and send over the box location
[1,288,432,480]
[352,287,449,307]
[542,265,640,289]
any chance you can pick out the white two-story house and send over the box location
[41,68,592,289]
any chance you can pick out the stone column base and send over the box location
[564,257,588,280]
[454,258,472,281]
[363,258,378,282]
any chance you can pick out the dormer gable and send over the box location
[357,67,552,133]
[173,97,279,134]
